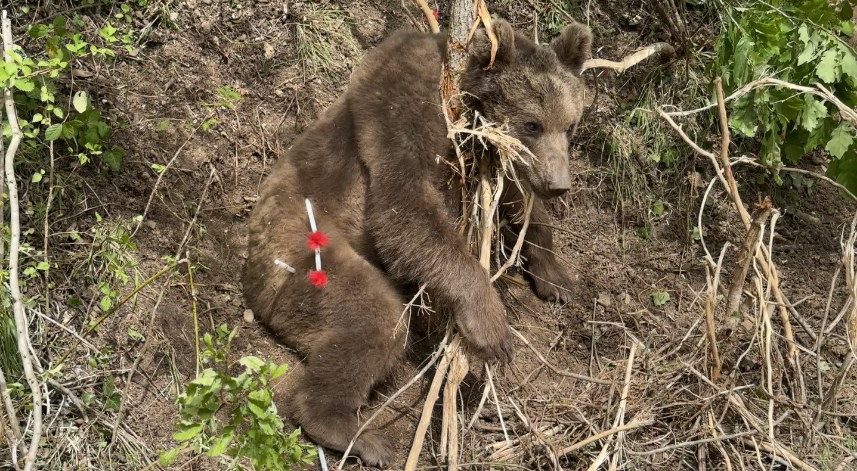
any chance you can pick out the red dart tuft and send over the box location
[432,10,440,20]
[307,231,330,251]
[309,270,328,288]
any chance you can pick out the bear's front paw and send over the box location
[456,288,514,364]
[529,256,575,304]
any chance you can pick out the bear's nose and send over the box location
[544,185,570,198]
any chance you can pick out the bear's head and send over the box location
[461,19,593,199]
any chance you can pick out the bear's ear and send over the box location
[551,22,592,76]
[469,19,516,68]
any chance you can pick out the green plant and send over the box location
[2,11,143,173]
[161,324,316,471]
[713,0,857,193]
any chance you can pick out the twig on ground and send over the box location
[54,260,183,368]
[510,328,612,385]
[607,342,638,471]
[742,439,819,471]
[3,11,43,471]
[627,432,755,456]
[111,278,170,446]
[558,416,654,458]
[705,243,730,380]
[45,379,89,423]
[0,364,23,463]
[43,141,55,324]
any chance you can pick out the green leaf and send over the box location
[797,34,816,65]
[650,290,671,306]
[73,90,88,113]
[206,434,233,457]
[840,1,853,21]
[816,48,840,83]
[127,328,144,341]
[826,123,855,158]
[800,96,828,132]
[103,147,124,171]
[156,119,170,131]
[270,363,288,380]
[159,447,181,466]
[192,369,219,386]
[239,356,266,372]
[44,124,62,141]
[99,296,112,312]
[173,423,204,441]
[828,150,857,196]
[36,261,49,271]
[14,79,35,92]
[652,201,665,216]
[840,49,857,82]
[31,172,43,183]
[28,24,50,39]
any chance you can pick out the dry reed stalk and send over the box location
[404,335,454,471]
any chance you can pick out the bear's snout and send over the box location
[545,170,572,197]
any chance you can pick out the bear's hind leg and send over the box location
[284,247,406,468]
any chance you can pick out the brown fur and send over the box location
[242,20,592,467]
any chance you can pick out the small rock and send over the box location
[243,309,254,323]
[145,220,157,230]
[264,42,275,59]
[596,292,612,307]
[621,292,631,305]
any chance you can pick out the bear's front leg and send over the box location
[500,185,575,303]
[522,202,576,303]
[366,172,514,364]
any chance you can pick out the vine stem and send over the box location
[2,10,43,471]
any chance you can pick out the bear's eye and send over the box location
[524,122,542,135]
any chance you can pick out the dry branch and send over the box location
[658,78,805,398]
[403,335,453,471]
[3,10,43,471]
[582,42,675,74]
[726,198,773,322]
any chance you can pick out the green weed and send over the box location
[161,324,317,471]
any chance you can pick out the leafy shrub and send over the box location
[713,0,857,193]
[160,324,317,471]
[3,15,132,171]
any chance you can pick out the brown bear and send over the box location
[242,19,592,468]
